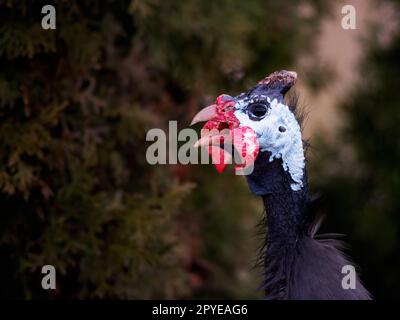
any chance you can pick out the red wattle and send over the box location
[208,146,229,173]
[200,95,260,173]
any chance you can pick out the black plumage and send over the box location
[249,152,371,299]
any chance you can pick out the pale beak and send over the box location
[193,132,231,148]
[190,104,217,126]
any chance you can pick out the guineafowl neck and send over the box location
[246,151,310,245]
[245,152,309,298]
[261,184,309,245]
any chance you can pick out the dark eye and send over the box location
[248,103,269,120]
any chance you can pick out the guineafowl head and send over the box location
[191,70,305,194]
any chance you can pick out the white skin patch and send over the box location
[234,98,305,191]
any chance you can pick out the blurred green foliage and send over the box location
[0,0,328,298]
